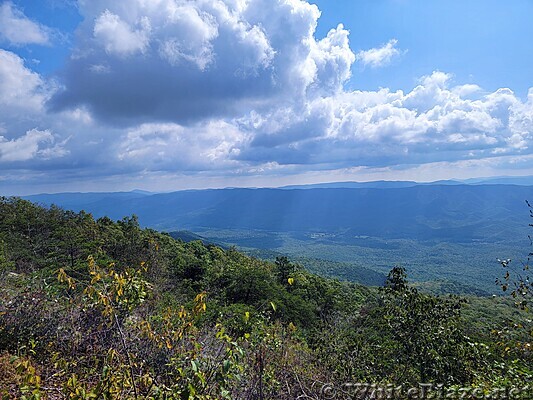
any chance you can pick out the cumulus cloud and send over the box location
[238,72,533,167]
[356,39,403,68]
[0,129,67,162]
[507,88,533,150]
[157,4,218,70]
[49,0,354,124]
[1,0,533,192]
[0,2,50,45]
[0,49,49,112]
[93,10,151,56]
[118,121,245,171]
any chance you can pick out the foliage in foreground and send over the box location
[0,197,531,399]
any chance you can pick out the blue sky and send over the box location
[314,0,533,97]
[0,0,532,194]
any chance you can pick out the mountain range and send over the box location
[20,179,533,292]
[23,182,533,243]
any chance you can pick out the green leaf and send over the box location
[191,360,198,373]
[223,360,231,373]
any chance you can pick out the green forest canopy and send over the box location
[0,197,531,399]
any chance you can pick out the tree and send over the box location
[497,201,533,311]
[380,267,477,385]
[494,200,533,378]
[274,256,297,286]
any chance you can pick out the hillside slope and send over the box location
[1,197,531,398]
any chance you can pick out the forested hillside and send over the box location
[1,197,531,399]
[24,184,533,293]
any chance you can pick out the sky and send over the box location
[0,0,532,195]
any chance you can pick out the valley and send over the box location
[25,182,533,295]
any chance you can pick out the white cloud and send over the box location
[0,49,48,111]
[0,2,50,45]
[308,24,356,94]
[98,66,530,174]
[157,3,219,70]
[507,88,533,151]
[1,0,533,192]
[0,129,67,162]
[93,10,151,56]
[452,84,481,98]
[356,39,403,68]
[239,71,533,167]
[118,121,245,170]
[89,64,111,74]
[50,0,352,123]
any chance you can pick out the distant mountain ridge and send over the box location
[19,181,533,292]
[279,179,462,189]
[462,176,533,185]
[22,183,533,244]
[280,176,533,189]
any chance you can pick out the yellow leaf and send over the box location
[287,277,294,285]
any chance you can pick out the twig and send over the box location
[114,313,139,400]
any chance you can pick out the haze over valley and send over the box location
[25,180,533,293]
